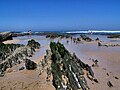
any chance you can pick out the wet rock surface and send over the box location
[25,59,37,70]
[49,42,96,90]
[0,39,40,76]
[27,39,40,49]
[0,32,13,42]
[80,35,92,42]
[98,42,120,47]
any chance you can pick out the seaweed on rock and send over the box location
[50,42,95,90]
[0,39,40,76]
[27,39,40,49]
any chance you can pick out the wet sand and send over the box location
[1,35,120,90]
[65,40,120,90]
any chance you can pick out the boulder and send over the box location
[25,59,37,70]
[0,32,13,42]
[27,39,40,49]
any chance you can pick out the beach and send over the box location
[0,34,120,90]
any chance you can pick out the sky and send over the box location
[0,0,120,31]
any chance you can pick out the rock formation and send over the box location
[0,39,40,76]
[0,32,13,42]
[25,59,37,70]
[80,35,92,42]
[98,42,120,47]
[27,39,40,49]
[48,42,96,90]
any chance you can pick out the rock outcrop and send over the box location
[38,49,52,76]
[27,39,40,49]
[98,42,120,47]
[25,59,37,70]
[0,46,35,74]
[0,43,24,63]
[49,42,96,90]
[80,35,92,42]
[0,39,40,76]
[0,32,13,42]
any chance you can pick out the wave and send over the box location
[65,30,120,34]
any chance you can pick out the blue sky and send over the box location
[0,0,120,31]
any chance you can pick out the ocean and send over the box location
[18,30,120,35]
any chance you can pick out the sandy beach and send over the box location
[0,35,120,90]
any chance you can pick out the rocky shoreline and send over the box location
[0,39,40,76]
[37,42,98,90]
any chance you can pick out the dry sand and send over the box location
[3,39,21,44]
[0,47,55,90]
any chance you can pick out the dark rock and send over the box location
[50,42,93,90]
[0,32,13,42]
[19,67,25,71]
[86,64,94,77]
[107,73,109,76]
[107,81,113,87]
[27,39,40,49]
[25,59,37,70]
[95,38,99,41]
[92,64,95,67]
[113,76,119,79]
[93,78,99,83]
[80,35,92,42]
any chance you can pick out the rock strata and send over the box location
[27,39,40,49]
[49,42,96,90]
[25,59,37,70]
[0,32,13,42]
[0,39,40,76]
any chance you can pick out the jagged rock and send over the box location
[80,35,92,42]
[50,42,93,90]
[0,39,40,75]
[38,61,43,75]
[87,72,93,81]
[0,32,13,42]
[0,43,24,63]
[107,81,113,87]
[86,64,94,77]
[27,39,40,49]
[25,59,37,70]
